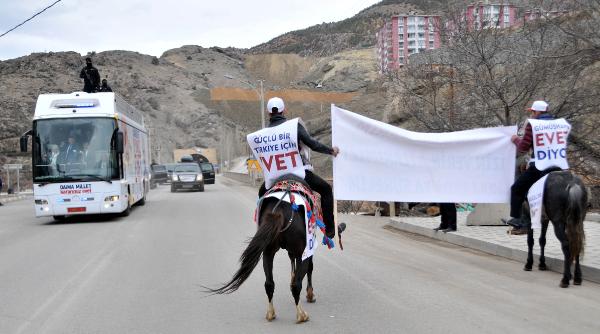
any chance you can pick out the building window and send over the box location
[429,41,434,48]
[408,33,415,39]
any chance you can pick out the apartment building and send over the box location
[465,1,517,30]
[376,15,441,72]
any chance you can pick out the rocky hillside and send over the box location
[0,44,382,167]
[249,0,452,56]
[0,48,236,163]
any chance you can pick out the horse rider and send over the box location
[506,100,571,234]
[254,97,340,240]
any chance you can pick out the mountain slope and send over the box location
[250,0,447,56]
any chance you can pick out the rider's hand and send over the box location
[331,146,340,157]
[511,135,519,144]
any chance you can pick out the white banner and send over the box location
[527,174,549,230]
[332,105,517,203]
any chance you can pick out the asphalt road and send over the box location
[1,177,599,334]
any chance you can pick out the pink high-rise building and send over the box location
[377,15,441,73]
[465,2,517,30]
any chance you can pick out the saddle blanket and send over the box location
[528,174,550,230]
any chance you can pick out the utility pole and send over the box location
[259,79,265,129]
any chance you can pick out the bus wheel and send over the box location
[138,188,146,206]
[53,215,66,221]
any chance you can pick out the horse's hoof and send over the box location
[306,288,316,303]
[524,265,532,271]
[296,311,309,323]
[574,278,582,285]
[266,312,276,322]
[538,264,547,271]
[560,281,569,288]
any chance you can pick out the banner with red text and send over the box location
[247,118,304,188]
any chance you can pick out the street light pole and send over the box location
[259,79,265,129]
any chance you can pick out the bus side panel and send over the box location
[119,119,147,206]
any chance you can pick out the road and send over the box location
[1,177,599,334]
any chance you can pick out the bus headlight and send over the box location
[196,174,203,181]
[104,195,120,202]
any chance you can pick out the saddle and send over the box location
[257,176,322,224]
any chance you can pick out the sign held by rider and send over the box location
[528,118,571,170]
[247,118,305,188]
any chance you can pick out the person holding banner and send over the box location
[252,97,340,239]
[506,100,571,234]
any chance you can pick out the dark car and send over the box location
[151,164,168,187]
[171,163,204,192]
[164,163,176,183]
[200,162,215,184]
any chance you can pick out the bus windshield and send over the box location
[32,117,119,183]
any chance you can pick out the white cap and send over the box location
[267,97,285,113]
[529,100,548,112]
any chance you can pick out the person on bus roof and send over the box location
[80,57,101,93]
[98,78,113,92]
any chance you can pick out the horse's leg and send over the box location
[263,248,277,321]
[552,222,572,288]
[538,220,549,271]
[524,227,534,271]
[306,257,315,303]
[291,257,309,323]
[574,255,582,285]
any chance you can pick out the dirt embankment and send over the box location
[244,54,317,87]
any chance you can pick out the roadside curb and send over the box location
[587,212,600,223]
[0,194,32,204]
[387,218,600,284]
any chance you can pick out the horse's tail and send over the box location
[566,182,586,261]
[204,211,284,294]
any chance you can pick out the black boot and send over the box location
[505,217,524,228]
[433,224,448,232]
[338,222,346,236]
[442,225,457,233]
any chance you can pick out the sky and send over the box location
[0,0,381,60]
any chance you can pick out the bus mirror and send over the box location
[20,136,29,152]
[116,131,124,154]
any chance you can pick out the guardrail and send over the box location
[223,171,263,186]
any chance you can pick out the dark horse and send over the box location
[522,171,588,288]
[205,191,316,323]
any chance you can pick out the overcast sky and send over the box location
[0,0,381,60]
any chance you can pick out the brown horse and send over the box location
[523,171,588,288]
[204,193,316,323]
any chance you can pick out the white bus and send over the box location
[21,92,150,219]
